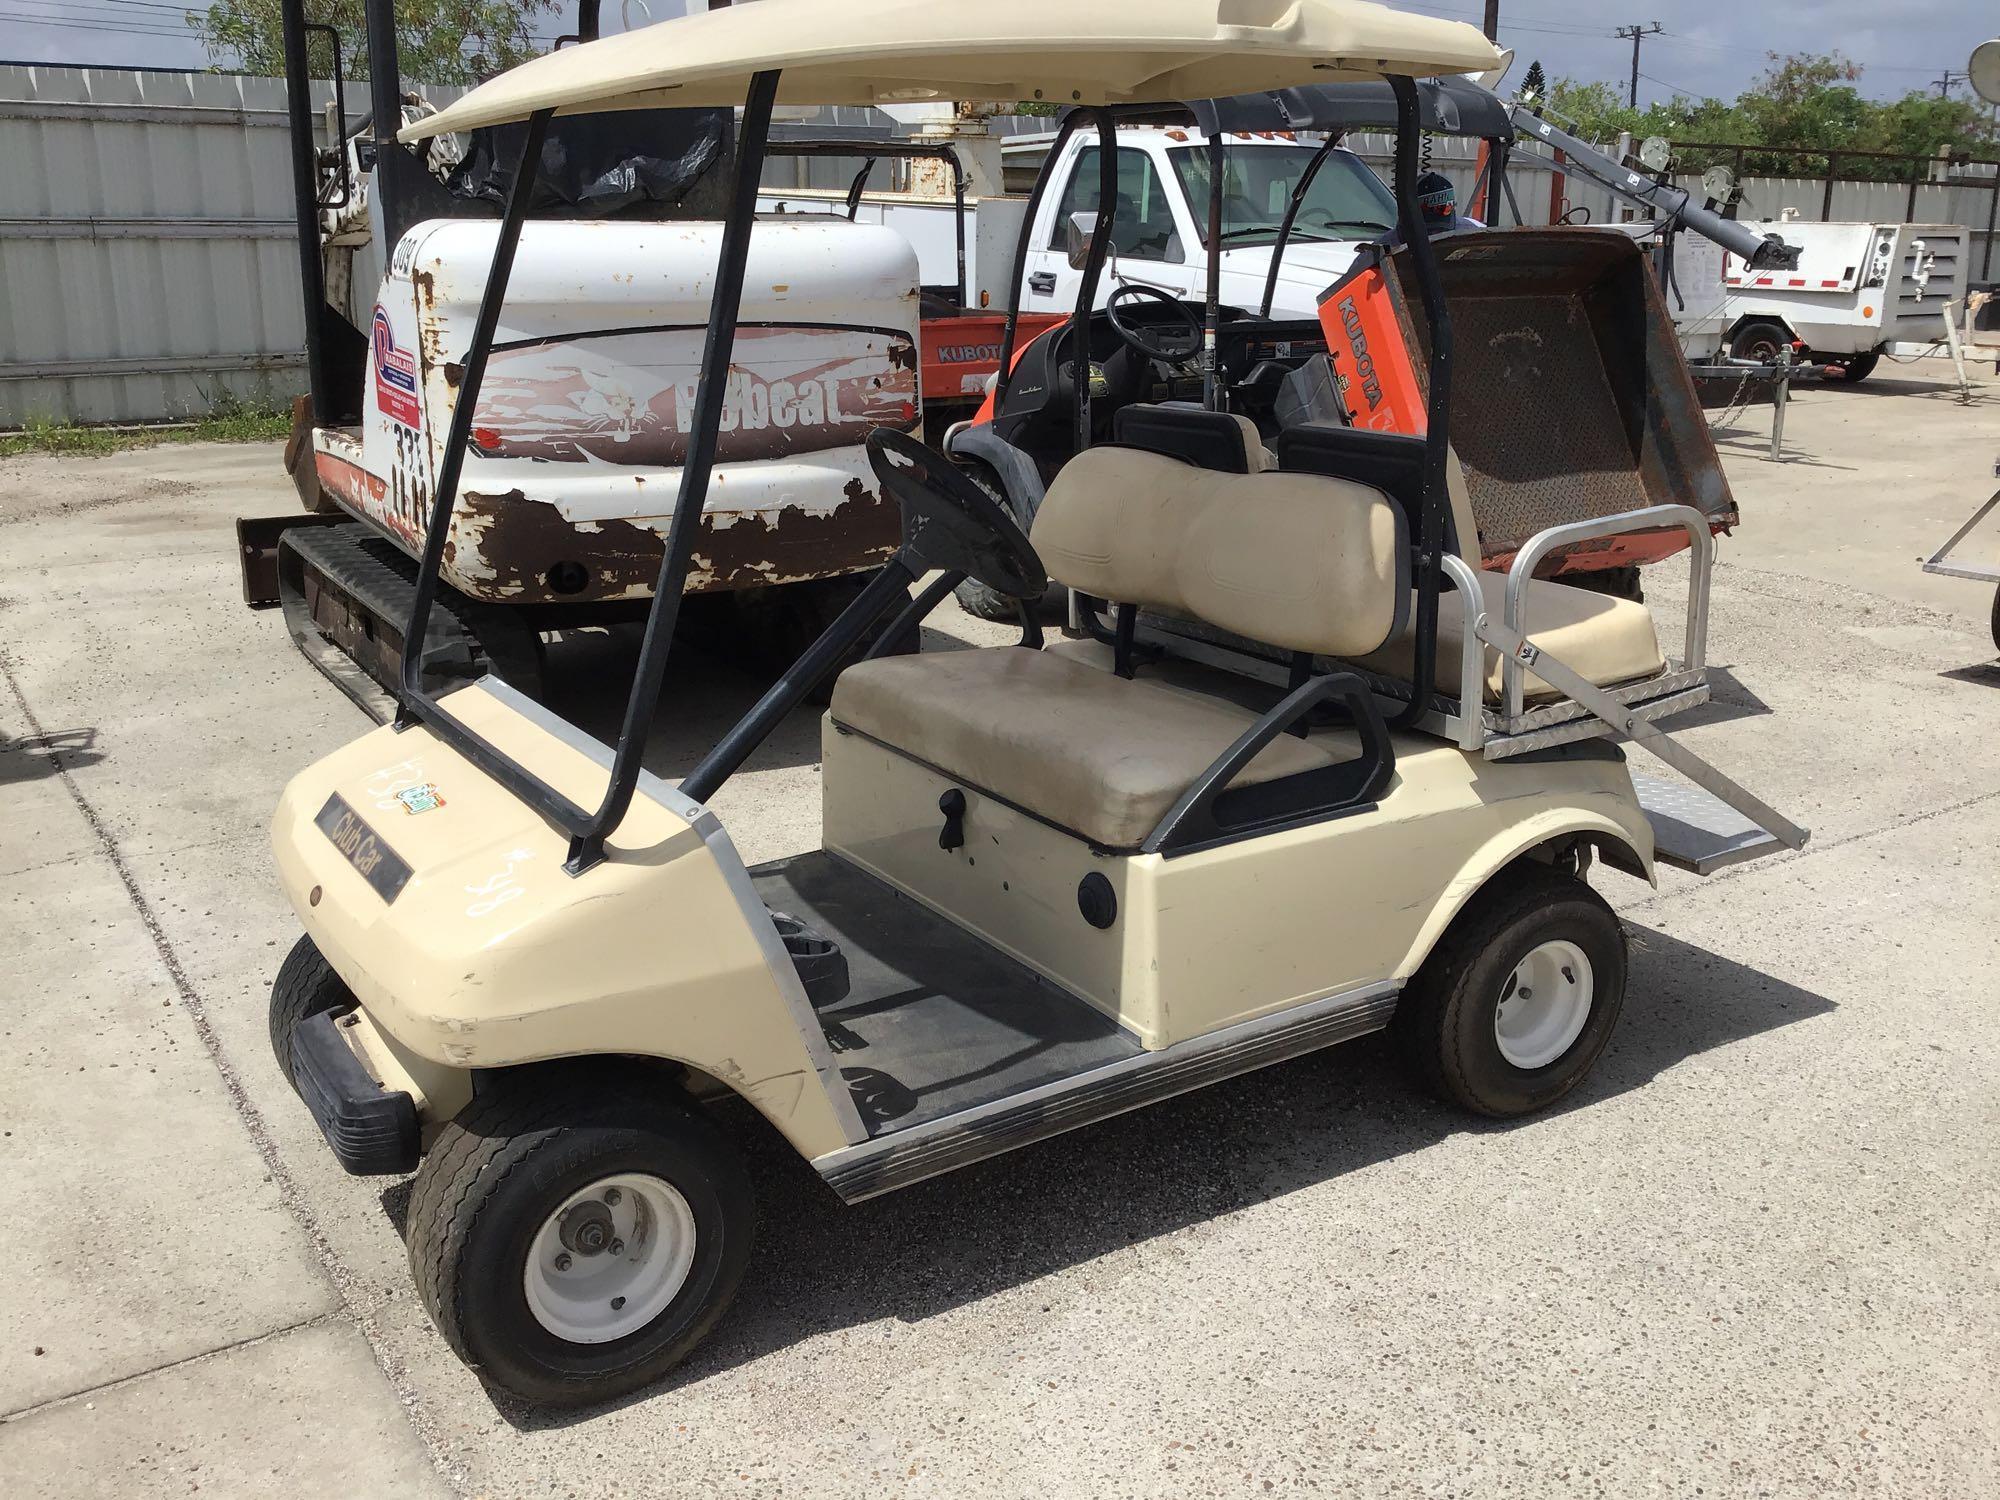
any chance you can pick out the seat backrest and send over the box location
[1112,403,1273,474]
[1030,446,1409,660]
[1276,423,1482,566]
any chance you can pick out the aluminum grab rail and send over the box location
[1501,504,1714,722]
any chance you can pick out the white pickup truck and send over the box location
[763,126,1400,322]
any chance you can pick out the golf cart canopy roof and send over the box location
[401,0,1503,141]
[1189,73,1513,138]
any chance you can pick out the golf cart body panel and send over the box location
[271,678,861,1160]
[821,711,1651,1052]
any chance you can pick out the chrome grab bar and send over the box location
[1437,553,1489,751]
[1501,504,1715,721]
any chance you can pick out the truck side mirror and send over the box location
[1064,211,1102,271]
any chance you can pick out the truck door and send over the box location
[1022,143,1199,314]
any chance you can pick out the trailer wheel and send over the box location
[1990,585,2000,654]
[269,934,353,1090]
[1830,352,1879,383]
[1728,319,1793,365]
[406,1077,754,1408]
[1395,866,1627,1118]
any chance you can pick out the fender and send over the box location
[1393,806,1654,984]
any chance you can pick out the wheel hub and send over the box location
[523,1173,698,1345]
[1494,939,1594,1071]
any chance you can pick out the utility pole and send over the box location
[1934,69,1965,98]
[1483,1,1499,41]
[1616,22,1663,109]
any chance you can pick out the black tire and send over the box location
[269,934,353,1090]
[1728,319,1793,365]
[406,1076,754,1408]
[1990,585,2000,655]
[1831,351,1879,383]
[1395,865,1627,1118]
[947,460,1057,623]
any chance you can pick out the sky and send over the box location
[0,0,1995,109]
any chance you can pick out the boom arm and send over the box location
[1509,105,1800,271]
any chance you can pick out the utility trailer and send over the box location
[238,0,936,717]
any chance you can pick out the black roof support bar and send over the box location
[389,69,788,876]
[768,140,969,307]
[1386,74,1452,731]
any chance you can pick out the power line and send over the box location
[1615,21,1664,108]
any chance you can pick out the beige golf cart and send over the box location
[267,0,1807,1407]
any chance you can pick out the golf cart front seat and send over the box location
[829,445,1406,851]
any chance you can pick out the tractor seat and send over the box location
[1360,569,1665,704]
[829,647,1353,850]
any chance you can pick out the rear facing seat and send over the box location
[1276,424,1665,704]
[828,442,1406,851]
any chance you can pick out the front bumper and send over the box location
[292,1009,420,1176]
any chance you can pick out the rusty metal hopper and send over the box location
[1387,227,1738,574]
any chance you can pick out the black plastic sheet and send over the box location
[447,108,732,218]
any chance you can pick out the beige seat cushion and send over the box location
[830,647,1349,850]
[1362,567,1665,704]
[1031,446,1405,660]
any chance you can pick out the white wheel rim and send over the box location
[522,1173,697,1345]
[1494,940,1594,1070]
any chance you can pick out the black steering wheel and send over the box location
[1105,283,1204,364]
[865,430,1047,601]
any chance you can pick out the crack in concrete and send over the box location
[0,1313,340,1422]
[0,651,468,1495]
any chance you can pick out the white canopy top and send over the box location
[401,0,1503,142]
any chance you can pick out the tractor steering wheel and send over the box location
[1104,283,1204,364]
[865,430,1048,601]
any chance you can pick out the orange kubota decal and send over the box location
[1316,262,1428,438]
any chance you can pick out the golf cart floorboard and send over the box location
[750,852,1144,1138]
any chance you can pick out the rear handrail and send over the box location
[1501,504,1714,722]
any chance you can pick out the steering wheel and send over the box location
[1105,283,1204,364]
[865,430,1047,601]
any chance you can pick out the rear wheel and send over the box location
[1395,865,1627,1118]
[1728,319,1793,365]
[269,934,352,1091]
[406,1077,754,1407]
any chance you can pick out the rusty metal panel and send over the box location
[1385,228,1737,569]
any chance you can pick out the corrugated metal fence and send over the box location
[0,65,363,426]
[3,66,1994,427]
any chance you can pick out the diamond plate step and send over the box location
[1634,770,1787,876]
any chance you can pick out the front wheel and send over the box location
[406,1078,754,1407]
[1395,866,1628,1118]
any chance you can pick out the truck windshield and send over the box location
[1167,144,1397,246]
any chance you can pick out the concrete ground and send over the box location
[1,361,1996,1498]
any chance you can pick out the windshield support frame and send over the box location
[388,69,787,876]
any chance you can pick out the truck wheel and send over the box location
[406,1078,754,1408]
[1831,352,1879,383]
[949,460,1052,623]
[1728,320,1793,365]
[269,934,353,1090]
[1395,866,1627,1118]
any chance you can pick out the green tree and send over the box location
[187,0,560,86]
[1520,58,1546,100]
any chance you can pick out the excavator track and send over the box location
[275,523,545,723]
